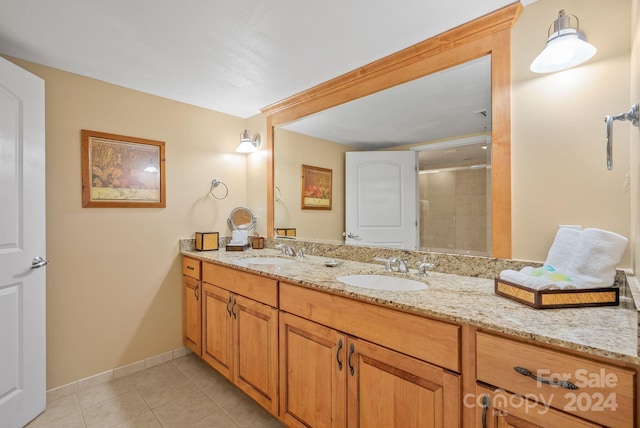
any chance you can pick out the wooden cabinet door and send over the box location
[201,282,234,381]
[475,385,602,428]
[280,312,347,428]
[182,276,201,356]
[347,338,460,428]
[234,294,279,415]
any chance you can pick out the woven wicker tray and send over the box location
[225,243,250,251]
[494,278,619,309]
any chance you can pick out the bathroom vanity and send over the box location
[181,244,639,427]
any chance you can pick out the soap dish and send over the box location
[323,259,343,268]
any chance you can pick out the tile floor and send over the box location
[26,354,284,428]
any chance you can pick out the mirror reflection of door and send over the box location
[345,151,418,249]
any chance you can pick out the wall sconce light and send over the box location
[236,129,261,153]
[530,10,597,73]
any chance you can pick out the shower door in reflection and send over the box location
[417,138,491,256]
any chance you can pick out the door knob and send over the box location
[31,256,49,269]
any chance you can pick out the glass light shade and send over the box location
[530,29,597,73]
[143,157,159,172]
[236,130,260,153]
[236,139,258,153]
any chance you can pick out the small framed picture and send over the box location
[301,164,332,210]
[81,130,166,208]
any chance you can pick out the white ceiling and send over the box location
[0,0,519,119]
[281,56,491,150]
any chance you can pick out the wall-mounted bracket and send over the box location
[605,103,639,170]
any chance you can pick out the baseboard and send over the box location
[45,346,193,403]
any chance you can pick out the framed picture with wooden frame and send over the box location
[301,164,332,210]
[81,129,166,208]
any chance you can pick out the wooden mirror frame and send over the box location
[261,3,522,259]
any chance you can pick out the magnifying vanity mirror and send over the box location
[263,4,521,259]
[227,206,257,248]
[228,206,257,231]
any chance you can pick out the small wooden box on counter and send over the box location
[495,278,619,309]
[252,236,264,249]
[195,232,219,251]
[275,228,296,237]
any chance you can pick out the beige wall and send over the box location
[245,114,268,237]
[5,57,256,389]
[511,0,631,266]
[631,0,640,273]
[273,128,349,241]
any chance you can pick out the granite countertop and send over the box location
[181,247,639,366]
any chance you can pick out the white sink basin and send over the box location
[238,257,294,266]
[336,274,427,291]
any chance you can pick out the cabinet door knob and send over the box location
[231,298,237,320]
[336,339,343,371]
[194,283,199,301]
[514,366,579,390]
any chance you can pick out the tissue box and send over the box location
[195,232,219,251]
[495,278,619,309]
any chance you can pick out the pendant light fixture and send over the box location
[236,129,261,153]
[530,10,597,73]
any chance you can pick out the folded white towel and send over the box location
[230,230,249,245]
[499,269,574,291]
[499,228,626,292]
[566,228,628,288]
[544,227,583,272]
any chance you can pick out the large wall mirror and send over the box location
[275,56,492,255]
[262,3,522,259]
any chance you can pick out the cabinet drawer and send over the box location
[476,332,635,428]
[202,262,278,307]
[182,257,201,279]
[280,282,460,372]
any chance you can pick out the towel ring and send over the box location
[210,178,228,200]
[275,186,281,201]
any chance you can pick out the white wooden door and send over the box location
[345,151,418,249]
[0,57,47,427]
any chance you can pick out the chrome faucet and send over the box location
[391,257,409,273]
[275,243,296,257]
[373,257,393,272]
[417,258,435,277]
[374,256,409,273]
